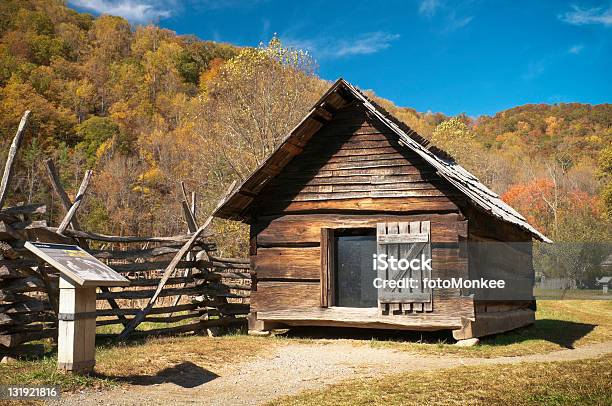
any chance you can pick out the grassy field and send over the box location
[270,354,612,406]
[535,288,611,300]
[0,300,610,394]
[366,300,612,357]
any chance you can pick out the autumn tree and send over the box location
[598,146,612,218]
[200,36,325,180]
[75,116,120,167]
[504,170,611,283]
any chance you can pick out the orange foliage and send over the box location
[502,178,554,231]
[502,179,602,235]
[199,57,225,92]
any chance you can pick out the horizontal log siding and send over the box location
[252,103,462,216]
[250,281,320,312]
[250,213,474,321]
[254,247,320,280]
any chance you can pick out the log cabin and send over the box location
[213,79,551,340]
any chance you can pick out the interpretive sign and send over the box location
[24,241,129,287]
[25,241,129,374]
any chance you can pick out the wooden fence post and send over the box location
[171,182,201,311]
[0,111,31,210]
[57,170,92,235]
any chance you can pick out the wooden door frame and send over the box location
[321,226,379,309]
[320,228,335,307]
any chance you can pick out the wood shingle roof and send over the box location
[213,79,551,243]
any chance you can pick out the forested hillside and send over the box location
[0,0,610,259]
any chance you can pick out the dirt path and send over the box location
[55,340,612,406]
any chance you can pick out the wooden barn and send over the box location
[213,79,551,340]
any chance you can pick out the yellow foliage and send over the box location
[138,166,163,183]
[109,101,129,121]
[95,138,113,160]
[545,115,563,136]
[586,135,602,145]
[132,185,151,194]
[431,117,476,156]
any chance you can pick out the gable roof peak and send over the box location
[213,79,551,243]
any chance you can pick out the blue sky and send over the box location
[68,1,612,117]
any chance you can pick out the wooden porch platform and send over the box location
[256,307,464,331]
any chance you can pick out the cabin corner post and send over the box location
[247,223,262,334]
[452,309,536,340]
[249,223,258,295]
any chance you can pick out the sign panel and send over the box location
[25,241,129,287]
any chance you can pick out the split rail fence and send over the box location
[0,111,250,350]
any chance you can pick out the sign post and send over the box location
[25,242,129,374]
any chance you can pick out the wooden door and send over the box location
[377,221,433,314]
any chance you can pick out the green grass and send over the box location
[535,288,611,300]
[367,300,612,357]
[269,354,612,406]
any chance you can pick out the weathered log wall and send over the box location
[251,214,473,321]
[248,103,474,329]
[252,102,464,216]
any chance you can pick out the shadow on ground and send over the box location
[283,318,597,349]
[0,343,53,361]
[478,319,596,349]
[285,325,454,343]
[95,361,219,388]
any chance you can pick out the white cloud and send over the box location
[419,0,442,17]
[335,32,401,57]
[559,5,612,26]
[68,0,173,23]
[417,1,473,33]
[523,60,546,81]
[286,32,400,59]
[443,12,473,32]
[568,44,584,54]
